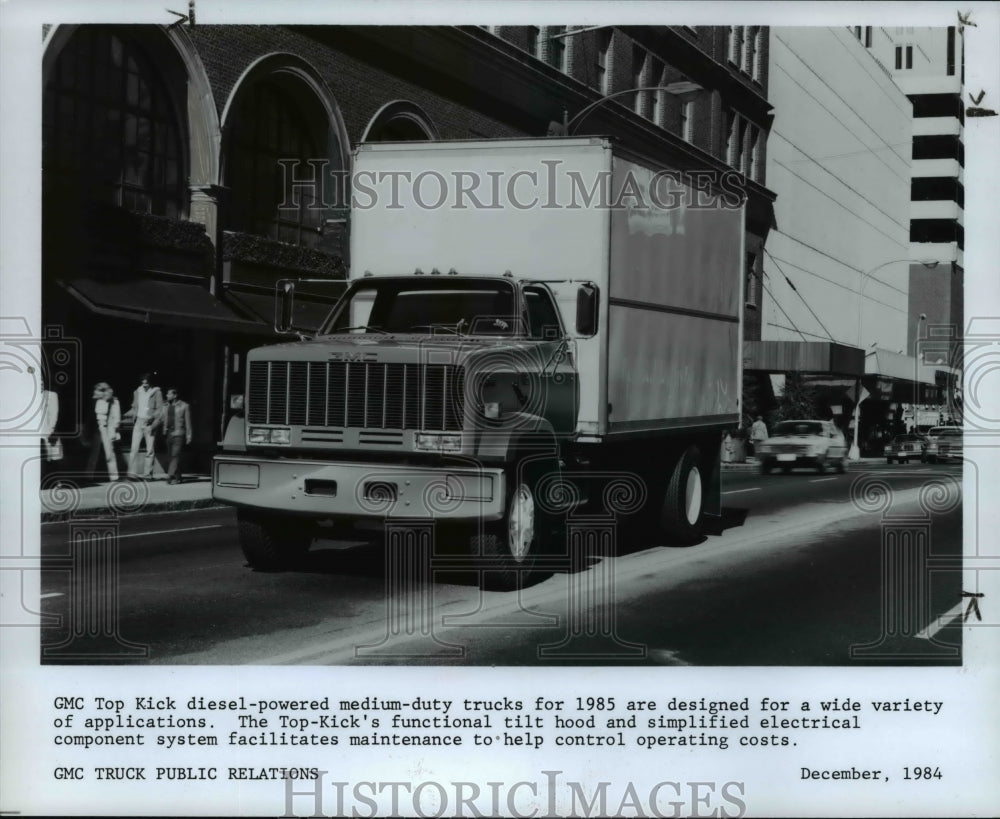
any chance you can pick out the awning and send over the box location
[61,276,268,335]
[866,348,936,385]
[222,285,341,334]
[744,340,864,377]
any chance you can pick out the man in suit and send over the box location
[126,372,163,479]
[159,388,192,484]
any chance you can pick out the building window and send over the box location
[743,26,757,76]
[680,97,694,142]
[648,58,663,125]
[894,46,902,69]
[725,110,739,167]
[632,45,645,115]
[43,28,185,218]
[913,134,963,162]
[905,45,913,69]
[745,125,760,181]
[745,252,758,306]
[226,79,328,249]
[526,26,540,58]
[596,29,612,94]
[865,26,873,47]
[728,25,743,66]
[946,26,956,75]
[751,27,764,81]
[546,26,567,72]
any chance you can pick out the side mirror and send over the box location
[575,283,599,336]
[275,279,296,333]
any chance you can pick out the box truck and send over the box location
[213,137,745,589]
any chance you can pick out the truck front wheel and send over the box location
[237,512,312,571]
[473,452,561,591]
[660,445,705,544]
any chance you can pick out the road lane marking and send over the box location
[809,477,837,483]
[722,488,761,495]
[916,602,966,640]
[40,592,63,599]
[57,524,224,545]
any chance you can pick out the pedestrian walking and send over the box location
[749,415,768,457]
[159,387,192,484]
[39,381,61,479]
[85,382,121,482]
[126,372,163,479]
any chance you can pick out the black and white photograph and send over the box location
[1,2,998,816]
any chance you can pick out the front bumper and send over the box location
[759,452,823,467]
[212,455,505,521]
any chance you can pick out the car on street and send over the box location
[757,420,848,475]
[922,425,961,463]
[884,433,926,464]
[933,427,963,463]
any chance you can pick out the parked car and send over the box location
[884,433,926,464]
[932,427,963,463]
[757,420,848,475]
[922,426,961,463]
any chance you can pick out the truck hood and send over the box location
[247,334,556,367]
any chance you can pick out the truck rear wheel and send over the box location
[660,445,705,544]
[237,512,312,571]
[473,451,561,591]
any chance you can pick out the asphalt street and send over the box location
[38,460,964,666]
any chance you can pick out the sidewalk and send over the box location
[40,458,888,522]
[40,475,220,523]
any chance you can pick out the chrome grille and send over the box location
[247,360,465,431]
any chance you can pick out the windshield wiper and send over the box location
[322,325,388,335]
[409,321,467,336]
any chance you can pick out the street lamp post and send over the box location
[912,312,927,426]
[849,259,939,460]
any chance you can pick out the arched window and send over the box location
[225,78,330,249]
[362,101,439,143]
[43,28,185,217]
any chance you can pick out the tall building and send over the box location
[41,24,775,469]
[750,26,930,450]
[860,25,964,367]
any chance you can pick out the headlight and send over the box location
[248,426,291,445]
[415,432,462,452]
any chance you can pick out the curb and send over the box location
[41,497,225,524]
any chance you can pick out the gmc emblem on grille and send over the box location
[329,352,378,362]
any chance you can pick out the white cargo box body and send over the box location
[350,137,743,438]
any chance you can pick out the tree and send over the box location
[767,372,819,426]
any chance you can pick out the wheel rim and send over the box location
[508,483,535,562]
[684,467,702,526]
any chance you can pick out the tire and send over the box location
[660,445,704,545]
[886,457,894,464]
[760,460,773,475]
[836,457,847,474]
[237,512,312,571]
[474,450,561,591]
[816,455,827,475]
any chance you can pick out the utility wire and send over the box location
[758,276,810,343]
[762,247,837,343]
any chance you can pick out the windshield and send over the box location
[773,421,824,436]
[319,277,520,336]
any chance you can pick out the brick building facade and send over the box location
[41,23,774,470]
